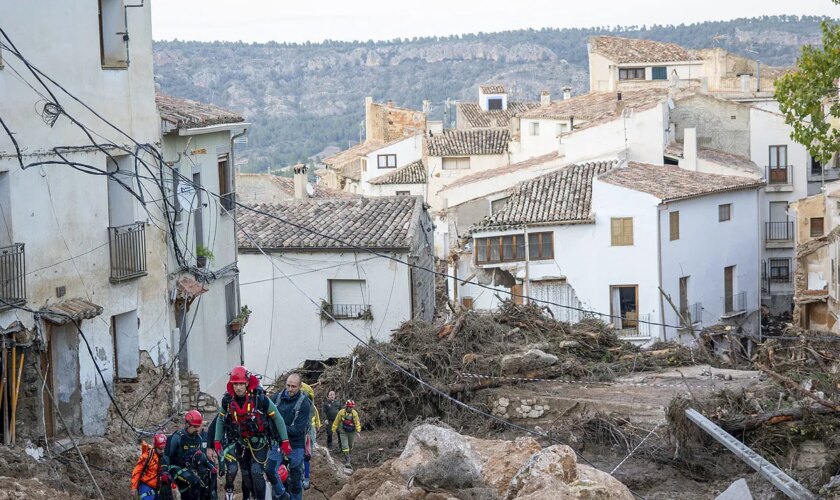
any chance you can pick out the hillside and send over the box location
[152,16,827,170]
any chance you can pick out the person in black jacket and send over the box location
[206,414,250,500]
[268,373,311,500]
[166,410,215,500]
[321,390,341,450]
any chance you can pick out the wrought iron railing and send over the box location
[724,291,747,315]
[769,258,792,283]
[108,222,147,282]
[327,303,372,320]
[221,193,235,211]
[766,165,792,185]
[680,302,702,325]
[616,313,651,338]
[0,243,26,310]
[766,222,793,242]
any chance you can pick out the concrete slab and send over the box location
[715,478,753,500]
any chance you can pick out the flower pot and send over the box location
[230,321,241,332]
[196,256,207,269]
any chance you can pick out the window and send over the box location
[112,310,139,380]
[395,190,410,196]
[487,98,503,111]
[490,197,509,214]
[651,67,667,80]
[475,234,527,264]
[529,122,540,136]
[619,68,645,80]
[669,211,680,241]
[769,145,788,167]
[724,265,735,313]
[328,279,371,319]
[442,157,470,170]
[98,0,128,68]
[811,217,825,237]
[769,258,791,282]
[528,232,554,260]
[811,156,823,176]
[377,154,397,168]
[719,204,732,222]
[556,122,569,136]
[611,217,634,246]
[218,154,234,211]
[225,280,240,340]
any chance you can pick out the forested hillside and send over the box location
[153,16,826,170]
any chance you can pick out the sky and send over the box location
[150,0,839,43]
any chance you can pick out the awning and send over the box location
[40,298,104,325]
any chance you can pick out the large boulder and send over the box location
[394,425,484,489]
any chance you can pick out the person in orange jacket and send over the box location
[131,433,172,499]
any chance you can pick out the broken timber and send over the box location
[685,408,816,500]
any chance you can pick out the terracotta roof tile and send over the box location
[458,102,539,128]
[472,160,619,232]
[480,85,506,94]
[41,298,104,325]
[441,151,560,192]
[598,162,764,202]
[368,159,427,185]
[427,129,510,157]
[520,88,668,122]
[664,142,760,174]
[156,93,244,129]
[321,141,384,166]
[237,197,423,250]
[590,36,692,64]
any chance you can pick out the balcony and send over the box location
[765,221,794,249]
[722,291,747,318]
[616,313,651,339]
[108,222,147,283]
[0,243,26,311]
[326,303,373,320]
[765,165,793,192]
[680,302,702,326]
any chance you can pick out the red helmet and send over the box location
[345,400,356,408]
[185,410,203,427]
[229,365,249,384]
[277,463,289,483]
[153,433,167,449]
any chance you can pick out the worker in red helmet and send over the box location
[331,400,361,468]
[166,410,216,500]
[131,433,172,499]
[213,366,291,500]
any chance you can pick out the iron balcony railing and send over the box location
[766,222,793,242]
[616,313,651,338]
[724,291,747,315]
[769,257,792,283]
[680,302,702,325]
[766,165,792,185]
[0,243,26,311]
[108,222,148,282]
[328,303,372,320]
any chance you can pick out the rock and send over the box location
[393,425,483,489]
[498,398,510,407]
[794,440,827,470]
[501,349,558,374]
[557,340,580,349]
[715,478,753,500]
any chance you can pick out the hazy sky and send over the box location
[151,0,838,43]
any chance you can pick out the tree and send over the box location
[775,7,840,164]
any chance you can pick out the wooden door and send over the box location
[724,266,734,312]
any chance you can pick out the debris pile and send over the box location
[333,423,634,499]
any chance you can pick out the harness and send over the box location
[341,410,356,432]
[227,392,270,440]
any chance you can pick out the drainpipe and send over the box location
[524,225,530,305]
[756,191,762,342]
[657,205,666,341]
[230,127,248,364]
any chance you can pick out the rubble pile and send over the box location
[333,423,634,500]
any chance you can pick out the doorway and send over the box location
[43,324,83,437]
[610,285,638,330]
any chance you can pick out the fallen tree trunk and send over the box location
[719,405,836,433]
[756,363,840,412]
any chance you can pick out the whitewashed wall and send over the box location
[361,135,423,187]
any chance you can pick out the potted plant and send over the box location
[229,305,251,332]
[195,245,214,269]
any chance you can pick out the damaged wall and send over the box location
[670,94,750,158]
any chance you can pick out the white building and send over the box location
[360,133,424,195]
[458,162,763,344]
[455,85,539,130]
[0,1,173,439]
[156,94,250,399]
[366,159,428,197]
[237,196,434,380]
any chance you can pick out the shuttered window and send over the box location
[669,211,680,241]
[611,218,634,246]
[652,67,667,80]
[442,157,470,170]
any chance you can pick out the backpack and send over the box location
[341,411,356,432]
[273,391,311,432]
[163,429,180,461]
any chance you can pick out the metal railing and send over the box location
[680,302,702,325]
[108,222,147,282]
[766,222,793,241]
[616,313,651,338]
[328,303,372,320]
[0,243,26,310]
[221,192,235,211]
[769,258,792,283]
[766,165,792,185]
[723,291,747,315]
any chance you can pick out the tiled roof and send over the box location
[427,129,510,157]
[458,102,539,128]
[520,89,668,123]
[590,36,692,64]
[321,141,384,166]
[480,85,506,94]
[472,161,619,232]
[598,162,764,202]
[156,93,244,129]
[237,197,423,250]
[664,142,760,174]
[40,298,104,325]
[441,151,560,192]
[368,159,427,185]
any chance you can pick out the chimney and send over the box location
[540,90,550,107]
[562,87,572,100]
[684,128,698,172]
[386,99,394,107]
[293,164,309,199]
[422,100,431,114]
[427,120,443,134]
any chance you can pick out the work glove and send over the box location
[211,466,218,476]
[160,472,171,484]
[280,440,292,456]
[214,442,222,455]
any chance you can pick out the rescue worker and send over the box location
[300,382,320,490]
[213,366,291,500]
[270,373,312,500]
[131,433,172,499]
[207,413,250,500]
[321,390,341,450]
[332,400,361,468]
[167,410,216,500]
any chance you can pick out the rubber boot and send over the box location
[224,490,234,500]
[344,452,351,468]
